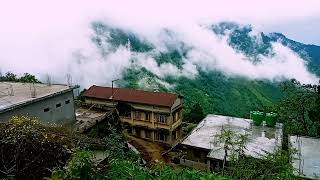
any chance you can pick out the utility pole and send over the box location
[111,79,120,99]
[111,79,120,106]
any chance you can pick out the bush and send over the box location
[65,150,95,180]
[0,116,71,179]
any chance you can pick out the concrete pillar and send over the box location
[131,110,134,124]
[151,111,155,128]
[152,131,155,142]
[169,130,173,144]
[132,127,136,135]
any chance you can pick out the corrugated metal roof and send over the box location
[83,85,179,107]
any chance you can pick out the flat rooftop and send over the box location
[75,108,107,133]
[181,115,283,159]
[0,82,71,112]
[290,136,320,179]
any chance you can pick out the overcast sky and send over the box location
[0,0,319,86]
[1,0,319,44]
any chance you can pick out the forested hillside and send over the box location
[90,21,320,121]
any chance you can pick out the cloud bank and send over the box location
[0,0,319,87]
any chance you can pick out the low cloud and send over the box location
[0,0,319,87]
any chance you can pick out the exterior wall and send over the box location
[84,98,116,107]
[180,157,209,170]
[183,145,210,163]
[179,145,211,170]
[172,97,183,111]
[122,108,182,144]
[0,90,75,123]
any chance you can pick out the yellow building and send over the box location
[83,85,183,145]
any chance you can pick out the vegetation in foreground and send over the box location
[1,115,300,180]
[0,116,73,178]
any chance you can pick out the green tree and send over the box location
[215,129,296,179]
[184,102,205,123]
[19,73,41,83]
[4,72,17,81]
[277,79,320,137]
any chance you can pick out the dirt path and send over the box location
[128,136,169,165]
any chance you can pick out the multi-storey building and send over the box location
[83,85,183,145]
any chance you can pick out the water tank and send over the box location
[265,112,277,127]
[250,111,264,126]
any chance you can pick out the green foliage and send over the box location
[184,103,206,124]
[48,150,97,180]
[105,159,152,179]
[121,68,283,122]
[215,129,296,179]
[175,71,283,120]
[91,22,153,55]
[154,50,184,69]
[182,122,198,135]
[19,73,41,83]
[120,66,169,92]
[268,32,320,76]
[0,71,41,83]
[277,80,320,137]
[223,150,296,180]
[2,72,17,81]
[0,116,71,178]
[77,88,87,101]
[211,22,273,61]
[105,159,228,180]
[65,150,95,180]
[102,130,140,162]
[88,21,320,122]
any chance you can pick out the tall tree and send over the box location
[277,79,320,137]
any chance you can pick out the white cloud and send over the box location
[0,0,319,87]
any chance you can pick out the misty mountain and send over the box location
[268,32,320,76]
[211,22,320,75]
[90,21,320,118]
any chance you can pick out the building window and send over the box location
[158,132,166,141]
[44,108,50,112]
[157,114,167,124]
[56,103,61,108]
[145,130,152,139]
[65,100,70,104]
[135,128,141,137]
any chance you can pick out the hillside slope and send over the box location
[91,21,320,119]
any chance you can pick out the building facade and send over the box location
[0,82,76,123]
[83,85,183,145]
